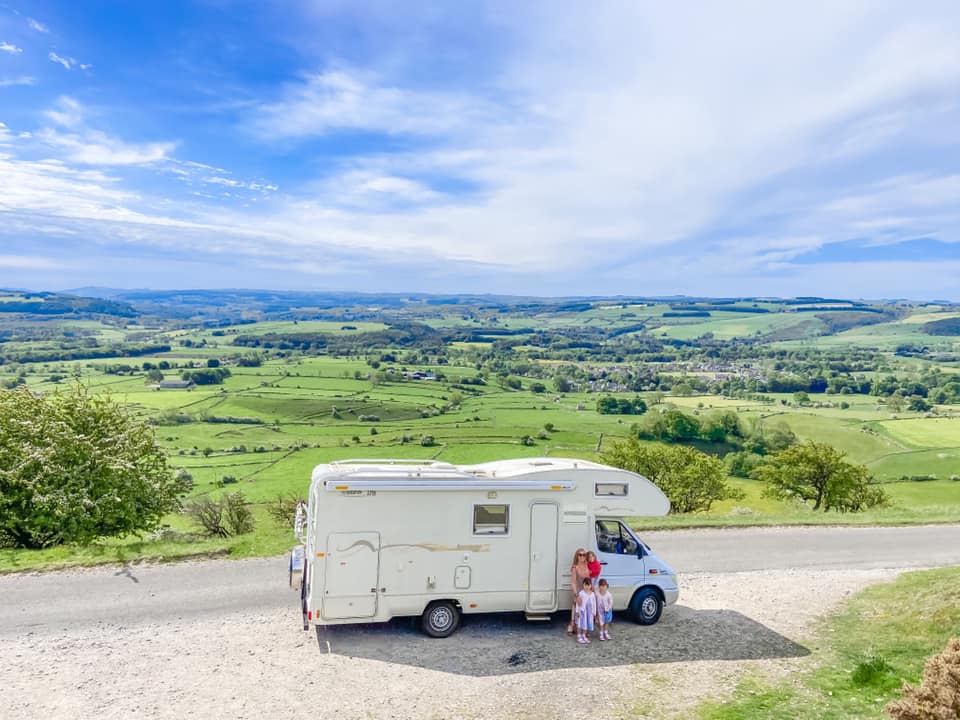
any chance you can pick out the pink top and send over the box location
[597,590,613,614]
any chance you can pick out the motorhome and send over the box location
[290,457,679,637]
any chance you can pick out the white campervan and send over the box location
[289,457,678,637]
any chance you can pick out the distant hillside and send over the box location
[923,317,960,336]
[0,292,136,317]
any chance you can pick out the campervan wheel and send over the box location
[630,588,664,625]
[421,601,460,638]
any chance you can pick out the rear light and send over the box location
[307,610,312,620]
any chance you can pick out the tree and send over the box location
[597,395,647,415]
[0,386,189,548]
[754,441,888,512]
[661,409,700,441]
[602,437,744,513]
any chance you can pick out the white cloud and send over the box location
[44,96,84,127]
[34,98,177,166]
[27,18,48,33]
[253,68,490,139]
[201,175,278,192]
[39,128,176,165]
[0,42,22,54]
[48,52,77,70]
[0,254,61,269]
[0,76,36,87]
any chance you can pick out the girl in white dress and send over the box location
[576,578,597,644]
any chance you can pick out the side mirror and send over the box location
[637,545,646,559]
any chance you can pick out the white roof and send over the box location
[320,457,606,481]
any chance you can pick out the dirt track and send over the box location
[2,567,900,719]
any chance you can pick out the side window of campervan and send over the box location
[595,482,628,496]
[473,504,509,535]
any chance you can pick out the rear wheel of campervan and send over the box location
[629,588,663,625]
[421,601,460,638]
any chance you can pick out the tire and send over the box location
[629,588,663,626]
[421,601,460,638]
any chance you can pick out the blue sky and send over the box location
[1,1,959,298]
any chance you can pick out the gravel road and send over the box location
[3,525,959,719]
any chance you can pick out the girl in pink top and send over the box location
[596,578,614,641]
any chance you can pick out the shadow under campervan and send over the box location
[289,458,679,637]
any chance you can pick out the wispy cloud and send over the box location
[27,18,48,34]
[0,41,22,54]
[0,254,61,269]
[48,52,90,71]
[33,97,178,165]
[253,68,490,139]
[44,96,84,128]
[48,52,74,69]
[0,76,35,87]
[38,127,177,165]
[201,175,278,192]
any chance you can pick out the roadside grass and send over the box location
[698,566,960,720]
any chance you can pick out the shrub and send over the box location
[520,435,536,446]
[185,491,254,537]
[420,435,436,447]
[222,492,254,535]
[851,654,894,687]
[886,637,960,720]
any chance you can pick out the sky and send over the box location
[1,1,959,299]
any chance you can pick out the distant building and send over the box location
[158,379,194,390]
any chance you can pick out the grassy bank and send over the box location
[698,566,960,719]
[0,508,294,574]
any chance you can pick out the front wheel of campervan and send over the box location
[421,601,460,638]
[630,588,663,625]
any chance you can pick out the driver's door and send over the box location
[594,519,644,602]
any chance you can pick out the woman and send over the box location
[567,548,592,635]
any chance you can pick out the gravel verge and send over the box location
[2,567,901,719]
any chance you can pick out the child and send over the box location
[596,578,614,641]
[576,577,596,644]
[586,551,602,583]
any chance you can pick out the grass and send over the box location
[698,566,960,719]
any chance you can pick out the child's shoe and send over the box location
[577,636,587,644]
[604,631,612,640]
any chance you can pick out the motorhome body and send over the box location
[291,457,679,637]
